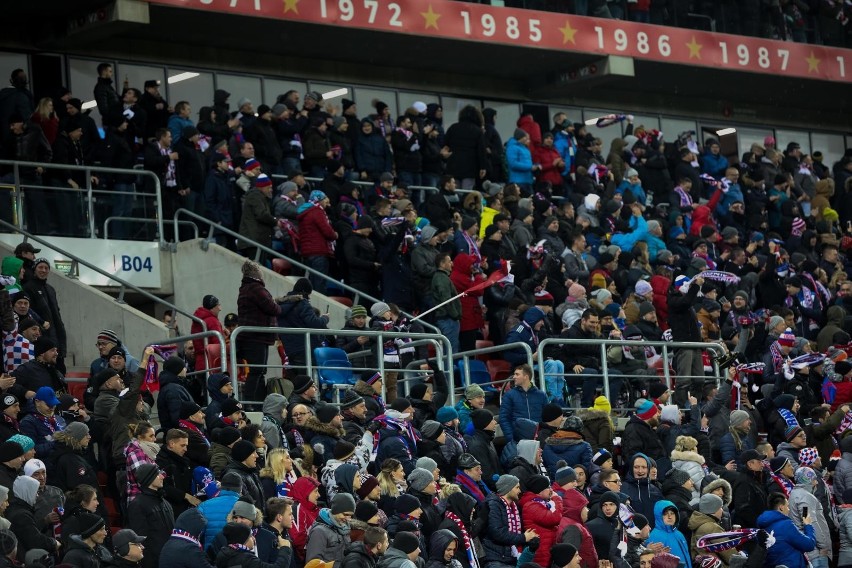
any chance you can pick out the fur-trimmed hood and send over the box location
[353,380,377,398]
[576,408,611,423]
[304,416,345,438]
[701,477,732,506]
[671,449,705,465]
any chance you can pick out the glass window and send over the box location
[660,118,698,148]
[774,130,810,155]
[630,114,661,133]
[263,79,307,108]
[166,69,214,122]
[441,97,481,128]
[114,63,165,98]
[483,101,521,147]
[398,92,439,115]
[309,82,351,114]
[733,126,770,160]
[0,52,29,83]
[354,87,397,124]
[216,74,262,112]
[69,57,108,125]
[809,133,845,167]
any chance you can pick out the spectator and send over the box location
[298,191,338,294]
[542,415,592,477]
[305,493,355,567]
[61,512,109,567]
[788,467,832,568]
[453,385,485,433]
[481,474,537,568]
[236,260,281,401]
[21,259,66,374]
[238,173,278,262]
[621,453,664,529]
[463,409,500,491]
[93,63,119,120]
[756,493,816,568]
[158,508,213,568]
[156,356,193,433]
[126,463,175,568]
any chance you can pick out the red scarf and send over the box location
[178,419,209,447]
[502,496,521,533]
[446,510,480,568]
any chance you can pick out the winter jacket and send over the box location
[204,168,236,228]
[431,269,461,321]
[646,501,690,568]
[688,510,731,566]
[48,441,107,521]
[62,535,112,568]
[756,509,815,568]
[670,449,706,494]
[586,507,620,561]
[667,282,701,343]
[239,187,277,249]
[221,459,265,507]
[722,468,768,529]
[6,496,57,561]
[127,487,175,568]
[503,307,545,366]
[159,509,215,568]
[463,430,500,490]
[449,254,485,333]
[297,202,338,257]
[839,506,852,566]
[701,380,733,450]
[481,492,526,564]
[19,411,64,459]
[444,113,487,181]
[789,485,831,562]
[340,541,379,568]
[156,447,195,518]
[237,276,281,345]
[197,490,240,549]
[190,307,224,374]
[377,422,418,476]
[622,416,668,472]
[575,408,614,453]
[498,384,547,442]
[835,441,852,504]
[277,295,328,359]
[355,126,393,176]
[377,547,418,568]
[157,370,194,432]
[519,491,562,568]
[621,454,664,528]
[305,508,351,567]
[542,430,592,477]
[505,138,534,185]
[215,545,289,568]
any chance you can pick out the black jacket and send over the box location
[722,468,768,530]
[126,487,175,568]
[157,447,195,517]
[463,430,500,491]
[667,283,701,342]
[93,77,120,118]
[62,535,113,568]
[481,492,526,564]
[7,496,57,560]
[246,118,283,169]
[339,541,378,568]
[214,545,289,568]
[622,415,668,469]
[22,276,66,355]
[221,459,264,507]
[444,114,487,180]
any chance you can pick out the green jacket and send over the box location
[431,269,461,320]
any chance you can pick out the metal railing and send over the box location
[536,338,727,409]
[451,341,534,393]
[105,217,199,241]
[0,159,165,249]
[0,220,207,336]
[171,207,440,334]
[227,325,453,404]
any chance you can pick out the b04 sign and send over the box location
[121,255,154,273]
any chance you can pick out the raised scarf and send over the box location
[502,496,521,533]
[178,419,210,447]
[696,528,761,552]
[835,410,852,437]
[778,408,799,430]
[445,510,480,568]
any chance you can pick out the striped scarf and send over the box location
[455,471,489,503]
[769,472,794,497]
[778,408,799,429]
[446,510,480,568]
[170,529,202,549]
[502,496,521,533]
[835,410,852,437]
[178,419,210,447]
[228,544,252,552]
[770,342,786,375]
[697,529,760,552]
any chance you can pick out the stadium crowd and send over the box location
[0,60,851,568]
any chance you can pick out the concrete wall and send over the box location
[0,243,168,368]
[170,240,350,359]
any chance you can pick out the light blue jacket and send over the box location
[506,138,533,185]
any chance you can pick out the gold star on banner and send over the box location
[283,0,299,15]
[806,51,821,73]
[686,36,702,59]
[421,4,441,30]
[558,20,577,45]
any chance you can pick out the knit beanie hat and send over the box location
[420,420,442,440]
[222,522,251,545]
[513,128,527,141]
[436,407,458,423]
[216,427,241,446]
[330,493,356,515]
[163,355,186,375]
[333,441,356,462]
[635,398,657,420]
[356,475,379,500]
[64,422,90,442]
[592,449,612,467]
[231,440,257,463]
[794,466,818,488]
[349,305,368,319]
[7,435,33,454]
[416,457,438,473]
[555,466,577,485]
[600,491,621,507]
[179,401,202,420]
[593,396,611,414]
[778,328,796,346]
[0,441,23,463]
[785,425,804,442]
[698,493,723,514]
[407,468,434,492]
[495,474,520,496]
[729,410,750,428]
[135,463,161,488]
[770,456,790,474]
[667,468,691,488]
[568,282,586,299]
[316,404,340,424]
[541,403,564,424]
[464,384,485,400]
[0,530,15,556]
[527,475,550,495]
[660,405,681,424]
[470,409,494,430]
[242,260,263,280]
[799,447,819,467]
[355,499,379,523]
[78,512,107,539]
[394,494,420,515]
[550,544,578,567]
[292,375,314,394]
[393,532,421,554]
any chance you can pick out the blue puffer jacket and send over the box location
[168,114,195,147]
[506,138,533,185]
[542,430,592,477]
[482,492,527,564]
[499,385,547,442]
[701,151,728,179]
[159,508,214,568]
[454,400,475,433]
[645,501,691,568]
[20,412,66,459]
[756,509,816,568]
[196,489,240,549]
[715,182,744,218]
[499,418,538,470]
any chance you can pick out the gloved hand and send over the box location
[366,421,382,434]
[526,537,540,552]
[783,361,795,380]
[0,275,15,287]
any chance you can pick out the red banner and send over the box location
[146,0,852,83]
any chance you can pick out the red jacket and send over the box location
[533,144,564,187]
[449,253,486,333]
[520,490,563,568]
[290,477,321,560]
[297,203,338,257]
[689,187,723,237]
[517,115,542,147]
[553,483,599,568]
[831,379,852,412]
[236,277,281,344]
[190,306,224,371]
[650,274,672,330]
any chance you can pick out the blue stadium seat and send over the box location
[313,347,355,400]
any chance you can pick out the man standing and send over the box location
[139,79,170,140]
[93,63,119,120]
[431,253,461,353]
[499,364,547,442]
[757,493,816,568]
[22,259,66,374]
[561,309,623,407]
[464,410,501,491]
[481,475,538,568]
[204,152,236,248]
[237,261,281,402]
[238,173,277,263]
[127,463,175,568]
[156,429,197,518]
[297,190,338,294]
[621,399,667,472]
[667,274,705,406]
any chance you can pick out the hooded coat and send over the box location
[519,490,563,568]
[586,492,621,561]
[305,508,352,567]
[197,489,240,549]
[437,492,478,568]
[621,453,664,528]
[449,253,486,333]
[789,477,831,563]
[204,374,233,430]
[127,486,175,568]
[261,393,288,449]
[576,408,614,453]
[622,415,668,473]
[816,305,846,352]
[542,430,592,477]
[647,501,691,568]
[157,370,194,433]
[159,508,215,568]
[425,529,461,568]
[688,510,731,565]
[444,106,487,180]
[290,477,321,560]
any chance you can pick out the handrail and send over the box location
[171,207,441,334]
[104,217,199,241]
[536,338,727,408]
[227,325,454,405]
[0,219,208,337]
[144,330,228,377]
[0,159,165,249]
[451,342,533,390]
